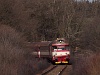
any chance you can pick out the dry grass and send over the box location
[0,25,26,75]
[87,53,100,75]
[71,52,100,75]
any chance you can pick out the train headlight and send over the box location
[67,52,70,55]
[60,40,62,43]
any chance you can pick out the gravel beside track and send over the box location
[37,65,72,75]
[42,65,67,75]
[60,65,72,75]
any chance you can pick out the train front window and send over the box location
[52,46,70,51]
[57,46,65,50]
[57,46,70,50]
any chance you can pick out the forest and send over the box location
[0,0,100,75]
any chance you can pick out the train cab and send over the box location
[51,38,70,64]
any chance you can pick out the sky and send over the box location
[89,0,94,1]
[77,0,93,2]
[87,0,94,2]
[88,0,93,2]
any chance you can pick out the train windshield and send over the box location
[57,46,65,50]
[53,45,70,51]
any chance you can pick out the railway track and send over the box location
[41,65,67,75]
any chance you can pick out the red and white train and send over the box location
[32,38,71,64]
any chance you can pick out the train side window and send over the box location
[52,46,57,51]
[53,46,57,49]
[40,46,49,52]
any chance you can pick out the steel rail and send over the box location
[41,65,57,75]
[57,65,67,75]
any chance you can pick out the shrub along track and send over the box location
[41,65,67,75]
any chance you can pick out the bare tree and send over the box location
[0,25,26,75]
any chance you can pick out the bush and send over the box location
[19,58,50,75]
[71,53,100,75]
[0,25,50,75]
[0,25,26,75]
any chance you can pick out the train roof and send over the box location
[51,38,69,46]
[26,38,69,48]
